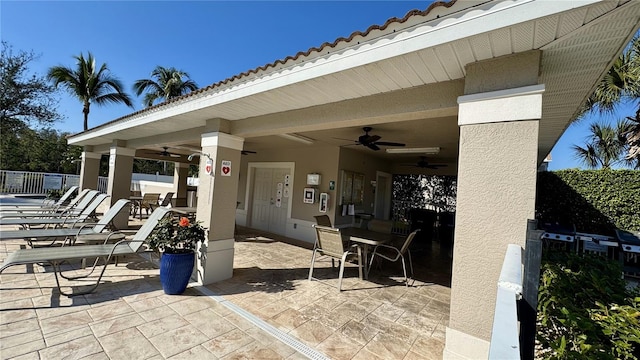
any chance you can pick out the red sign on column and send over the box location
[221,160,231,176]
[205,159,213,176]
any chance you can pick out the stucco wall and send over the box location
[236,145,341,227]
[449,120,538,342]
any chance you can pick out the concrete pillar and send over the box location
[194,132,244,284]
[106,141,134,229]
[79,149,101,191]
[173,162,190,206]
[444,51,543,359]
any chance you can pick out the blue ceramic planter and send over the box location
[160,251,195,294]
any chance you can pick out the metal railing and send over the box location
[0,170,111,195]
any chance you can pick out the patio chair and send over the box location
[0,186,78,211]
[0,199,131,247]
[313,215,333,227]
[0,189,96,218]
[150,192,174,211]
[367,229,419,286]
[0,193,109,229]
[138,193,160,219]
[308,225,362,291]
[0,206,172,296]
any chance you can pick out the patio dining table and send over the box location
[343,227,395,279]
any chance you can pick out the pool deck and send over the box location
[1,214,451,359]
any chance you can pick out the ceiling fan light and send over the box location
[386,147,441,155]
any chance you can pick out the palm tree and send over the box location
[48,52,133,131]
[572,120,635,169]
[582,36,640,115]
[133,66,198,107]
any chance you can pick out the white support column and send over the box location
[106,142,135,229]
[173,162,190,206]
[79,150,101,191]
[194,132,244,284]
[444,84,544,360]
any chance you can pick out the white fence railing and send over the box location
[0,170,198,196]
[0,170,82,195]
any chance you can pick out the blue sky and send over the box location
[1,1,635,170]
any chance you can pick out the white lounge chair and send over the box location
[0,207,172,296]
[0,186,78,211]
[0,193,110,229]
[0,199,131,247]
[0,189,97,218]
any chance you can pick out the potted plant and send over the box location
[148,216,206,294]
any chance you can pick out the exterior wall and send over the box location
[236,145,340,243]
[464,50,541,95]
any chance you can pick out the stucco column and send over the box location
[194,132,244,284]
[173,162,189,206]
[106,142,134,229]
[79,149,100,191]
[444,84,544,359]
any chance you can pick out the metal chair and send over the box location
[308,225,362,291]
[367,229,420,286]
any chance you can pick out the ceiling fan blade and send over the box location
[367,143,380,151]
[241,150,257,155]
[374,141,405,147]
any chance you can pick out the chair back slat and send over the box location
[92,199,131,232]
[71,190,99,211]
[129,207,172,251]
[76,194,109,219]
[56,186,79,206]
[160,192,174,207]
[314,215,332,227]
[315,225,346,258]
[399,229,420,255]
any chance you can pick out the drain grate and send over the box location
[192,283,330,360]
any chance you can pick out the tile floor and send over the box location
[0,223,452,359]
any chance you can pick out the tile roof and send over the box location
[75,0,459,135]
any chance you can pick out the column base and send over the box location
[444,327,490,360]
[195,238,235,285]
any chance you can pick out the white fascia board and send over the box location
[69,0,602,145]
[458,84,545,125]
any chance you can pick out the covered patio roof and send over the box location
[67,0,640,169]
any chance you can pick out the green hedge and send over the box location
[536,170,640,235]
[537,252,640,359]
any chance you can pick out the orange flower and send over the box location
[178,217,190,227]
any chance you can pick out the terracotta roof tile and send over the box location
[76,0,458,136]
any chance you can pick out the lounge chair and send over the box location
[0,206,172,296]
[0,193,109,229]
[0,199,131,247]
[0,186,78,211]
[0,189,97,218]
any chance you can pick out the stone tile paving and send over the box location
[0,224,451,359]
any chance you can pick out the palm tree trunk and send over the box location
[83,103,90,131]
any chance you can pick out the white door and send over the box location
[250,167,290,235]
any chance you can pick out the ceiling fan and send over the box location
[401,156,447,169]
[155,147,181,158]
[344,127,406,151]
[241,150,257,155]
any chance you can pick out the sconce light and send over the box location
[187,152,212,162]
